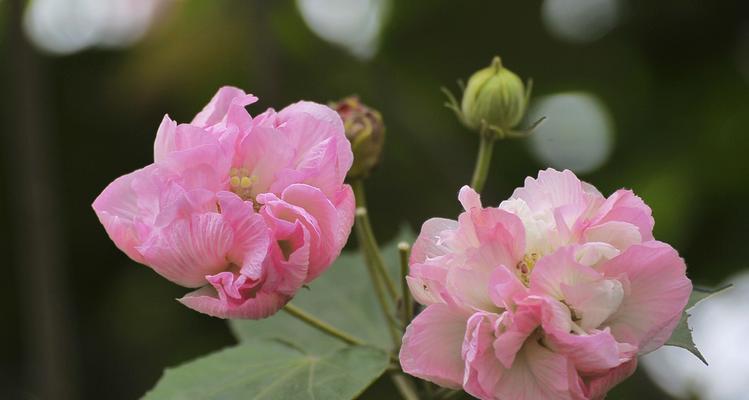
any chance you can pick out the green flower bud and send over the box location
[460,56,528,133]
[331,96,385,179]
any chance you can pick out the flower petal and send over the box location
[216,191,270,279]
[458,185,482,211]
[493,302,542,369]
[92,165,160,264]
[545,326,635,373]
[529,247,601,300]
[258,184,349,284]
[510,168,594,215]
[584,221,642,252]
[269,101,353,197]
[153,117,226,163]
[406,263,449,306]
[590,189,654,242]
[599,241,692,353]
[583,358,637,400]
[400,304,470,389]
[493,338,585,400]
[463,312,504,400]
[191,86,257,130]
[137,212,233,288]
[488,265,528,310]
[561,278,624,331]
[410,217,459,264]
[178,285,289,319]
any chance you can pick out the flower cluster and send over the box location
[400,169,692,399]
[92,87,355,319]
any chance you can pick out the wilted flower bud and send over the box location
[331,96,385,179]
[460,56,527,133]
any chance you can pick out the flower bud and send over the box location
[331,96,385,179]
[460,56,527,133]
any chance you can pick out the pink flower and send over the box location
[400,169,692,399]
[93,86,355,319]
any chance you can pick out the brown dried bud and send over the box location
[331,96,385,179]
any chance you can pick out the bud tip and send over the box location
[491,56,503,72]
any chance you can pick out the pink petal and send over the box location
[216,191,270,279]
[574,242,620,268]
[178,285,289,319]
[332,185,356,255]
[463,312,504,400]
[510,168,593,214]
[256,203,311,295]
[583,358,637,400]
[137,212,234,287]
[488,265,528,310]
[583,221,642,251]
[160,141,234,193]
[234,124,295,195]
[493,303,542,369]
[410,217,458,264]
[399,304,470,389]
[444,205,525,311]
[153,116,228,163]
[529,247,601,300]
[492,339,585,400]
[599,241,692,353]
[458,185,483,211]
[561,278,624,331]
[272,226,311,296]
[92,165,158,264]
[590,189,654,242]
[446,265,500,312]
[258,183,350,283]
[269,101,352,197]
[545,326,634,373]
[191,86,257,130]
[406,263,449,306]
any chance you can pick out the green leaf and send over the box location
[230,226,414,352]
[665,284,732,365]
[143,339,389,400]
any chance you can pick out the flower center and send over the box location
[515,252,540,286]
[229,167,258,201]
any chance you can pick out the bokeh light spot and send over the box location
[527,92,614,174]
[296,0,388,60]
[23,0,168,55]
[541,0,621,44]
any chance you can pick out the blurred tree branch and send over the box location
[3,0,78,398]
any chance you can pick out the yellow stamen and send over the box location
[228,166,259,201]
[516,252,541,286]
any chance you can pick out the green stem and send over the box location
[352,178,367,208]
[351,180,398,301]
[470,133,495,193]
[398,242,414,330]
[391,373,421,400]
[283,303,365,346]
[355,208,401,349]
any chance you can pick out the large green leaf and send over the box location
[665,284,732,364]
[230,226,414,353]
[143,339,389,400]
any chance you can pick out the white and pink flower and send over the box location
[400,169,692,399]
[92,86,355,319]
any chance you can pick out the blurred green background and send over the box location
[1,0,747,399]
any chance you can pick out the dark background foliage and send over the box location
[1,0,747,398]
